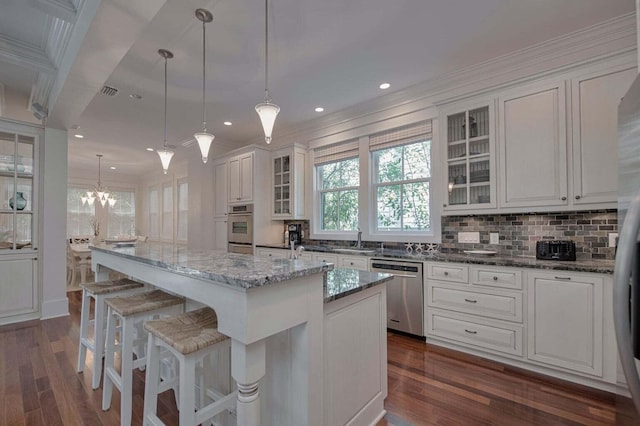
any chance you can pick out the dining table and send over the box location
[70,243,92,285]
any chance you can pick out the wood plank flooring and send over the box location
[0,290,637,425]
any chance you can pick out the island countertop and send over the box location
[91,242,333,290]
[324,268,393,303]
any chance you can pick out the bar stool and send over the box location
[102,290,185,426]
[77,278,145,389]
[143,307,237,426]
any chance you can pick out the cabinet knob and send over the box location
[575,195,581,200]
[493,276,498,281]
[444,271,449,276]
[443,204,447,208]
[561,196,567,201]
[350,262,354,266]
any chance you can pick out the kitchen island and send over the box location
[90,243,391,426]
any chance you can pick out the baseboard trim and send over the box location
[40,297,69,320]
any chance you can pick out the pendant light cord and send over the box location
[202,18,207,132]
[163,55,168,148]
[264,0,270,102]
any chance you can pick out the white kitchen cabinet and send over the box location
[338,255,369,271]
[271,145,306,219]
[441,99,497,212]
[498,81,568,208]
[213,161,228,217]
[228,152,253,203]
[527,271,604,377]
[571,66,636,205]
[313,253,339,266]
[213,216,227,251]
[0,257,37,321]
[255,247,289,259]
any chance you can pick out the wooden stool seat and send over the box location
[77,278,145,390]
[143,307,236,426]
[102,290,184,426]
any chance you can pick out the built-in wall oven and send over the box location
[370,259,424,337]
[227,204,253,254]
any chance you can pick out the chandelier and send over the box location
[81,154,116,207]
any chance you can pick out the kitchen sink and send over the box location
[332,248,377,254]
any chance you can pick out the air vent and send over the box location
[100,85,118,96]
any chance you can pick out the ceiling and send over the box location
[0,0,636,177]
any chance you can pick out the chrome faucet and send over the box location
[354,227,362,249]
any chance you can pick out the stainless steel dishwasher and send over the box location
[370,259,424,337]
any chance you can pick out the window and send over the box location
[162,183,173,240]
[67,187,94,236]
[149,187,159,239]
[176,179,188,242]
[314,139,360,232]
[371,122,433,233]
[107,191,135,237]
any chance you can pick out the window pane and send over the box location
[319,158,359,189]
[376,184,402,230]
[162,185,173,240]
[402,181,430,230]
[404,141,431,180]
[374,147,402,184]
[107,191,135,237]
[67,187,95,236]
[149,189,159,239]
[177,181,188,241]
[338,190,359,231]
[321,192,338,231]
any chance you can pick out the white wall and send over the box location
[187,146,215,250]
[40,127,69,319]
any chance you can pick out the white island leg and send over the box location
[232,339,266,426]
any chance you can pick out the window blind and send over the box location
[313,138,360,165]
[369,120,432,152]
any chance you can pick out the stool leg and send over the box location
[102,307,117,411]
[143,333,161,425]
[119,315,135,426]
[76,290,91,373]
[91,294,105,389]
[179,355,197,426]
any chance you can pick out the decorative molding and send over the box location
[0,34,55,74]
[0,83,4,117]
[268,13,637,148]
[29,0,77,23]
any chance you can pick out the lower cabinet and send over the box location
[0,257,38,322]
[527,271,604,376]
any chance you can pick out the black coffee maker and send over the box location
[288,223,302,245]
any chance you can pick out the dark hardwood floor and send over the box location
[0,290,637,425]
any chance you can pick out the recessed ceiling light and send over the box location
[74,134,84,139]
[146,147,154,152]
[129,93,143,100]
[315,107,324,112]
[224,121,232,126]
[379,83,391,90]
[110,166,116,170]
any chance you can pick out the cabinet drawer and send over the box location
[427,263,468,283]
[427,284,522,322]
[471,266,522,290]
[427,309,523,357]
[339,255,369,271]
[314,253,339,265]
[255,248,288,259]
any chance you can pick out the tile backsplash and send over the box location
[288,210,617,261]
[441,210,617,260]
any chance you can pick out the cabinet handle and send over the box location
[493,276,498,281]
[561,196,567,201]
[464,329,478,334]
[464,299,477,303]
[554,276,571,280]
[575,195,581,200]
[444,271,449,276]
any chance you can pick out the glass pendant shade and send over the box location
[157,148,175,175]
[87,196,95,206]
[108,197,117,207]
[255,102,280,144]
[194,131,214,163]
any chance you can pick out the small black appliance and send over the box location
[288,223,302,245]
[535,240,576,261]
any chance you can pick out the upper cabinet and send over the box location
[228,152,253,203]
[271,145,306,219]
[571,66,636,205]
[441,99,496,212]
[498,81,568,209]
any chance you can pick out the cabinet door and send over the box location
[0,258,37,319]
[214,162,228,216]
[213,217,227,250]
[527,272,603,376]
[239,153,253,201]
[572,67,636,204]
[499,82,567,208]
[228,157,240,203]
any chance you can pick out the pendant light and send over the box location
[255,0,280,144]
[194,8,214,163]
[157,48,175,174]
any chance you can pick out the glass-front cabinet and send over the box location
[0,129,37,250]
[442,101,496,212]
[271,145,306,219]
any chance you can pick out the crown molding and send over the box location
[271,12,637,146]
[28,0,77,23]
[0,34,55,74]
[0,84,4,117]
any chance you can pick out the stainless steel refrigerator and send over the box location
[615,73,640,423]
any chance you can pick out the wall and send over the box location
[0,86,42,125]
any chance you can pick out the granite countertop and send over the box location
[91,242,333,290]
[324,269,393,303]
[256,243,615,274]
